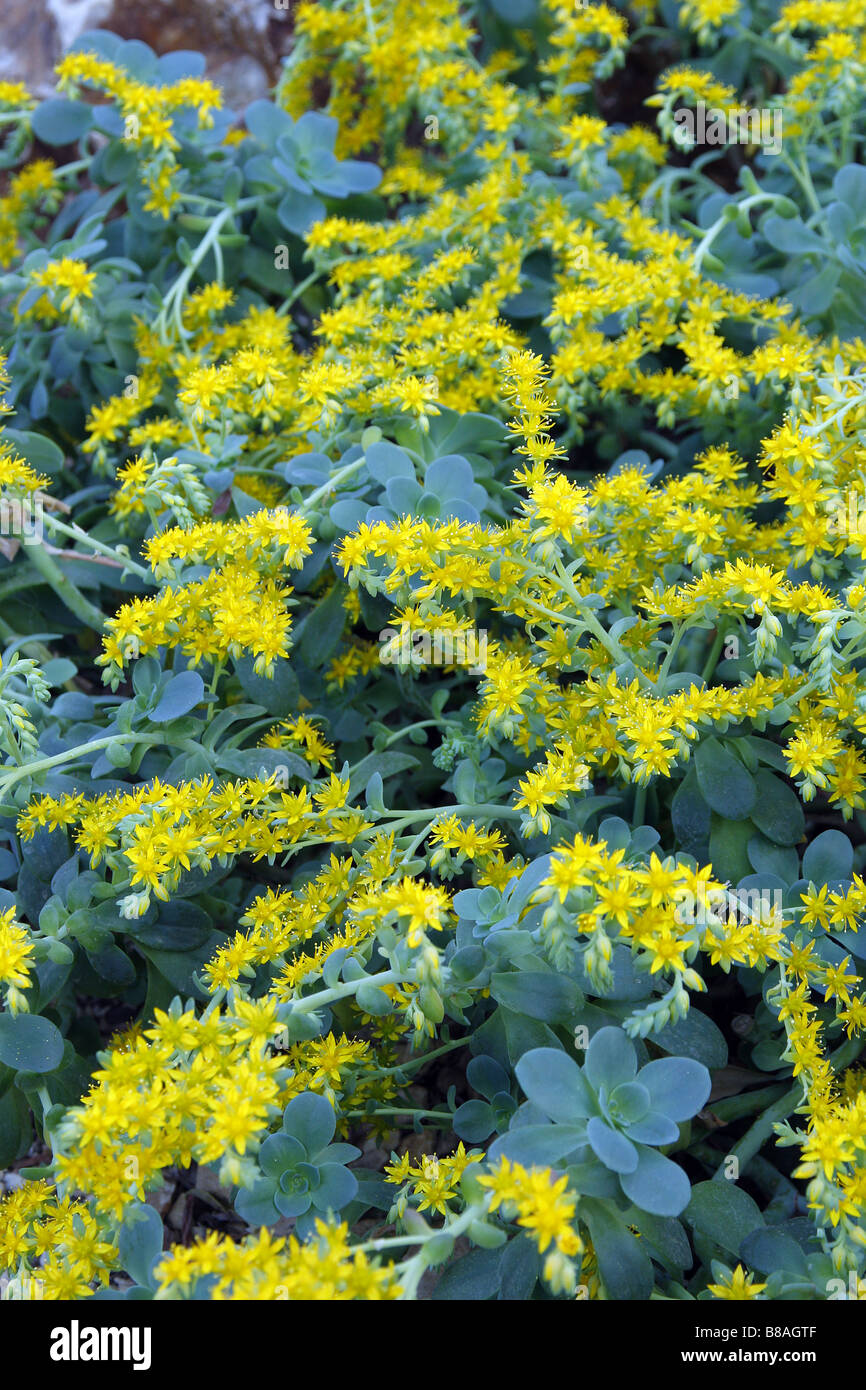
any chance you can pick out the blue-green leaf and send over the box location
[453,1100,496,1142]
[431,1247,500,1300]
[282,1091,335,1155]
[622,1110,679,1145]
[695,737,756,820]
[235,1179,280,1227]
[619,1146,691,1216]
[609,1081,650,1124]
[32,98,94,146]
[490,971,582,1024]
[749,771,804,846]
[487,1124,586,1166]
[802,829,853,886]
[654,1009,728,1069]
[636,1056,711,1121]
[150,671,205,723]
[259,1133,305,1177]
[587,1116,638,1174]
[515,1048,597,1123]
[117,1203,163,1289]
[584,1027,637,1091]
[0,1013,63,1073]
[312,1163,358,1212]
[739,1226,808,1277]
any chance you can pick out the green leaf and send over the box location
[497,1233,539,1300]
[739,1226,807,1277]
[234,654,299,714]
[259,1133,305,1176]
[748,770,804,846]
[217,747,311,782]
[581,1197,654,1300]
[245,98,293,146]
[3,429,64,474]
[501,1008,561,1065]
[0,1084,31,1167]
[709,814,753,883]
[654,1009,728,1069]
[0,1013,63,1073]
[453,1099,496,1142]
[297,586,348,669]
[685,1180,764,1257]
[348,751,419,800]
[695,737,757,820]
[609,1081,650,1124]
[630,1212,690,1274]
[365,770,385,811]
[138,930,226,999]
[235,1178,280,1228]
[431,1246,500,1300]
[85,941,137,990]
[355,980,393,1015]
[490,971,583,1024]
[365,441,414,484]
[312,1162,358,1211]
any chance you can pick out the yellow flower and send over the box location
[707,1264,768,1300]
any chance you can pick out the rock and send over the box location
[210,55,271,110]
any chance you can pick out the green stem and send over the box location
[700,626,728,682]
[26,544,106,631]
[711,1085,801,1182]
[277,266,326,317]
[712,1035,865,1181]
[379,802,524,830]
[380,720,442,749]
[368,1036,469,1079]
[156,200,259,341]
[42,514,152,582]
[289,969,400,1015]
[692,193,787,271]
[344,1107,454,1122]
[638,430,678,461]
[656,620,688,690]
[295,458,366,513]
[701,1083,789,1126]
[0,733,162,797]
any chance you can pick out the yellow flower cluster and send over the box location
[0,906,35,1013]
[55,52,221,217]
[97,510,313,682]
[385,1143,482,1214]
[20,257,96,324]
[0,1183,117,1300]
[480,1157,582,1293]
[0,160,57,267]
[261,714,335,770]
[153,1221,402,1299]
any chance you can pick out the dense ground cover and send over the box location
[0,0,865,1302]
